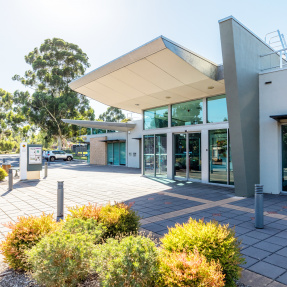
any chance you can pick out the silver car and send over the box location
[45,150,73,162]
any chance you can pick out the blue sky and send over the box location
[1,0,287,117]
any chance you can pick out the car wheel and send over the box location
[67,156,72,161]
[50,157,55,162]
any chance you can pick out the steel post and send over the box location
[255,184,264,229]
[44,162,48,178]
[8,169,13,191]
[57,181,64,221]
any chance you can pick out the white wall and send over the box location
[259,68,287,194]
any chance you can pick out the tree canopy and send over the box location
[13,38,95,149]
[98,107,126,122]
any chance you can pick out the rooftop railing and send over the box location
[260,47,287,72]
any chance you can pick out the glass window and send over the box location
[144,106,168,130]
[92,129,106,134]
[209,129,228,184]
[144,135,155,176]
[282,125,287,191]
[172,100,203,126]
[87,128,91,135]
[174,134,187,178]
[155,134,167,177]
[189,133,201,180]
[207,95,228,123]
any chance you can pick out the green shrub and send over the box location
[0,214,58,271]
[158,249,225,287]
[92,235,160,287]
[26,228,102,287]
[67,202,140,237]
[161,219,245,287]
[62,217,106,243]
[0,167,7,181]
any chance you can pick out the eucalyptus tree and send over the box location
[13,38,95,149]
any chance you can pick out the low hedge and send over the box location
[0,214,58,271]
[158,249,225,287]
[0,167,7,181]
[67,202,141,237]
[92,235,159,287]
[161,219,245,287]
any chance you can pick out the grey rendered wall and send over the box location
[219,17,277,197]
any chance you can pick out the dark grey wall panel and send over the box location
[219,17,277,197]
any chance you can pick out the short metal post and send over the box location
[3,158,6,164]
[44,162,48,178]
[255,184,264,229]
[57,181,64,221]
[8,169,13,191]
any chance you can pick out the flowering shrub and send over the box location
[27,229,98,287]
[158,249,225,287]
[0,214,58,271]
[67,202,140,237]
[92,235,159,287]
[161,219,245,286]
[0,167,7,181]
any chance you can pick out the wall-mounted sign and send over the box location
[29,147,42,164]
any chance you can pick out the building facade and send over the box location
[65,16,287,197]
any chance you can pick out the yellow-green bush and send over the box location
[27,228,101,287]
[158,249,225,287]
[0,214,58,271]
[92,235,159,287]
[67,202,140,237]
[0,167,7,181]
[161,219,245,287]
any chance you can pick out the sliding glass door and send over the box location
[174,133,201,180]
[144,134,167,177]
[107,142,126,166]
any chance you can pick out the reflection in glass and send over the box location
[155,134,167,177]
[282,126,287,191]
[209,129,228,184]
[189,133,201,180]
[92,128,106,134]
[144,135,155,176]
[144,106,168,130]
[172,100,203,126]
[87,128,91,135]
[107,143,113,165]
[113,143,120,165]
[207,95,228,123]
[174,134,187,178]
[120,142,126,165]
[229,131,234,185]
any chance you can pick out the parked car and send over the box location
[45,150,73,162]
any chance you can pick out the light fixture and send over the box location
[208,86,214,89]
[166,96,171,99]
[135,104,139,106]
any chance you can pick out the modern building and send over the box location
[64,16,287,197]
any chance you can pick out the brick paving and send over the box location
[0,163,287,286]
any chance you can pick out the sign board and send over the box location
[29,147,42,164]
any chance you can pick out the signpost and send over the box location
[20,143,43,180]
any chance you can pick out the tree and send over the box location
[13,38,95,149]
[98,107,126,122]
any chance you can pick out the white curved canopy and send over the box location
[69,36,225,113]
[62,119,136,132]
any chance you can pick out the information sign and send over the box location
[29,147,42,164]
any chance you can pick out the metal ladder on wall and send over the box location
[265,30,287,58]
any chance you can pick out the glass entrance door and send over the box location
[189,133,201,180]
[174,134,187,178]
[282,125,287,191]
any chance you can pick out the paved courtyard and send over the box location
[0,163,287,286]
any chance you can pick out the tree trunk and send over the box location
[57,136,62,150]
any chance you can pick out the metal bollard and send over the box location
[44,162,48,178]
[8,169,13,191]
[3,158,6,164]
[255,184,264,229]
[57,181,64,221]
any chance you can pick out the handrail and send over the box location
[260,47,287,57]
